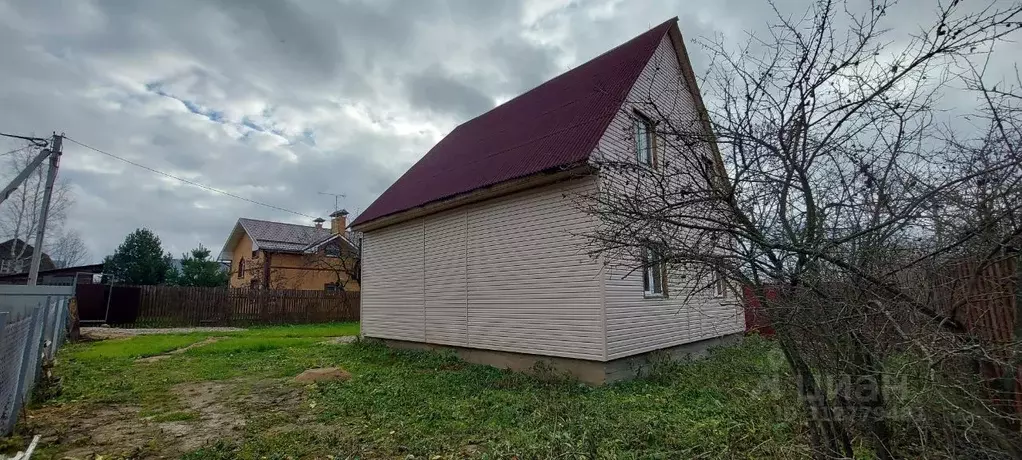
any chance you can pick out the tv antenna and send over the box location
[318,191,346,210]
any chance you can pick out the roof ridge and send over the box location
[453,18,677,129]
[238,217,322,230]
[353,18,680,228]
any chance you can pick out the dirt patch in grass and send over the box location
[156,381,246,451]
[28,404,159,458]
[26,379,306,458]
[81,327,245,340]
[135,337,225,363]
[318,336,357,345]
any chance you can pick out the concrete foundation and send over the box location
[372,333,743,385]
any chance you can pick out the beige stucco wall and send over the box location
[228,233,257,289]
[592,33,745,360]
[228,233,360,291]
[361,177,605,360]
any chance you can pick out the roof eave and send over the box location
[218,221,249,261]
[352,162,596,233]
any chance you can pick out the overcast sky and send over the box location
[0,0,1016,261]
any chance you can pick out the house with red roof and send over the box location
[350,18,743,383]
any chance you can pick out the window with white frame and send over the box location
[642,248,666,297]
[713,271,727,298]
[0,259,10,274]
[633,111,656,167]
[12,259,23,273]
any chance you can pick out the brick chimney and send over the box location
[329,209,348,235]
[313,217,325,229]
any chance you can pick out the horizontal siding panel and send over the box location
[425,208,467,346]
[466,179,603,360]
[362,219,425,342]
[363,178,605,360]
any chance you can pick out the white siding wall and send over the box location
[361,178,606,360]
[361,219,426,341]
[593,34,745,360]
[425,209,468,346]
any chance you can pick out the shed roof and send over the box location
[351,18,676,228]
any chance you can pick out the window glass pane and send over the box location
[643,248,663,295]
[635,118,649,164]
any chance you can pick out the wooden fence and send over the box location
[76,285,359,327]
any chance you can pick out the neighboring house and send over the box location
[219,211,360,291]
[0,263,104,285]
[350,18,743,384]
[0,238,55,275]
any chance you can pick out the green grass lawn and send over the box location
[22,323,807,459]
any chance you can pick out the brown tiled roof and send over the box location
[237,218,331,253]
[351,18,676,227]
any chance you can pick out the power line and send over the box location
[0,132,49,147]
[63,136,317,219]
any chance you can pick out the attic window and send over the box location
[633,111,656,167]
[324,243,341,258]
[0,259,10,274]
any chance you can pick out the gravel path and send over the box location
[81,326,245,340]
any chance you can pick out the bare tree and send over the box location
[0,140,73,262]
[302,231,362,293]
[580,0,1022,457]
[48,229,91,268]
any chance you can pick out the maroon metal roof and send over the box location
[352,18,676,228]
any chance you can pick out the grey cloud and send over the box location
[405,68,494,120]
[1,0,1016,261]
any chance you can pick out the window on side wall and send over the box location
[642,248,667,297]
[237,258,245,279]
[633,111,656,167]
[324,282,340,293]
[0,259,9,274]
[713,271,727,298]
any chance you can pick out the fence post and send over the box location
[23,305,46,398]
[50,298,67,356]
[0,312,10,434]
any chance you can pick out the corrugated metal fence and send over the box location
[0,285,73,435]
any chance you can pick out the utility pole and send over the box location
[27,133,63,286]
